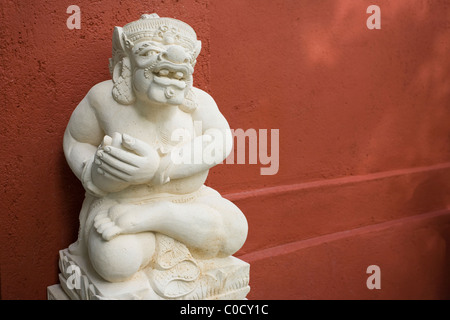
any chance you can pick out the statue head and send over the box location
[109,14,202,111]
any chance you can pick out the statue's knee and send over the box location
[88,231,144,282]
[222,224,247,257]
[221,207,248,257]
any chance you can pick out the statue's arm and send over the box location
[156,88,232,182]
[63,91,104,181]
[64,87,132,196]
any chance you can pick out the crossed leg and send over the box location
[88,229,156,282]
[88,192,248,282]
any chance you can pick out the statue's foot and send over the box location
[92,191,248,258]
[93,204,138,240]
[89,203,156,282]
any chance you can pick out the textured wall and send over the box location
[1,0,450,299]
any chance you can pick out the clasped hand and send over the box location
[92,133,161,190]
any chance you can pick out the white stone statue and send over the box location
[49,14,249,300]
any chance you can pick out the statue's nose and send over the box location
[161,46,190,64]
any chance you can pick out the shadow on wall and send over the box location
[209,0,450,192]
[406,172,450,216]
[299,0,450,175]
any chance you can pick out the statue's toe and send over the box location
[102,226,121,241]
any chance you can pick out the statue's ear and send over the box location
[111,56,135,105]
[110,27,135,105]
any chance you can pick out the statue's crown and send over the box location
[122,14,198,50]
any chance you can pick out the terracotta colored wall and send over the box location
[1,0,450,300]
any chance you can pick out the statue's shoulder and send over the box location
[86,80,115,111]
[191,87,217,109]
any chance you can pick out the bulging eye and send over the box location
[141,49,160,57]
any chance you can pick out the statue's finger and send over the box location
[122,133,153,157]
[101,152,139,174]
[100,135,112,148]
[111,132,122,148]
[104,146,142,166]
[99,162,131,181]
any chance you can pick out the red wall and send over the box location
[1,0,450,300]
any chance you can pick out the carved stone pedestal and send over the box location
[47,284,70,300]
[48,245,250,300]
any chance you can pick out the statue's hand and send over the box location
[90,135,130,193]
[94,133,160,186]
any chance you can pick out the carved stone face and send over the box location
[110,15,201,107]
[130,39,195,106]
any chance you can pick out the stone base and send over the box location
[49,248,250,300]
[47,284,70,300]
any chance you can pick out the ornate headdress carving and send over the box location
[123,13,199,52]
[109,14,201,108]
